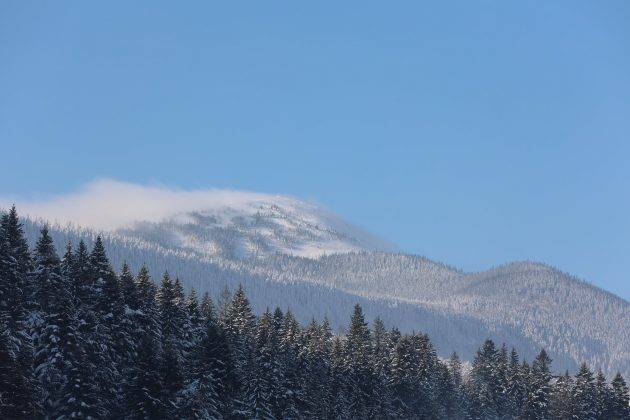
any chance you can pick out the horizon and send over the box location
[2,2,629,300]
[1,178,628,301]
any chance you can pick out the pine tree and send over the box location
[200,291,215,323]
[217,284,232,324]
[72,240,93,307]
[495,343,510,414]
[0,320,37,419]
[468,339,500,419]
[448,352,466,417]
[551,371,574,420]
[239,310,277,419]
[120,261,140,311]
[126,333,165,419]
[0,206,33,330]
[594,370,612,420]
[135,265,160,342]
[523,349,552,420]
[344,304,375,418]
[328,337,350,419]
[0,207,36,418]
[158,272,186,346]
[507,348,524,417]
[188,312,235,417]
[225,284,255,387]
[125,266,165,419]
[51,243,87,420]
[184,288,204,358]
[32,227,67,415]
[609,372,629,420]
[89,236,122,416]
[277,309,303,418]
[573,362,597,420]
[388,335,417,418]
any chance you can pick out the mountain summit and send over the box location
[115,196,395,259]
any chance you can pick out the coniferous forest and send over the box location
[1,207,629,420]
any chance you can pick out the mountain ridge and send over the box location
[15,209,628,379]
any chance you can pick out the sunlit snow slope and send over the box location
[8,180,629,379]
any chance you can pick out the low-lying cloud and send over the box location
[1,179,298,231]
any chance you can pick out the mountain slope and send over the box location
[14,193,630,379]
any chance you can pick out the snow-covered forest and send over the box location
[2,207,629,419]
[18,203,630,381]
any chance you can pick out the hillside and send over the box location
[15,195,630,378]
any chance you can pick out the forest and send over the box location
[1,206,629,419]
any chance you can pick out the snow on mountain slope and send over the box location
[10,179,394,259]
[115,199,395,259]
[9,181,629,378]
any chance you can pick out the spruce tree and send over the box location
[551,371,574,420]
[468,339,500,419]
[32,227,66,415]
[225,284,255,390]
[506,348,524,417]
[328,337,350,419]
[239,310,276,419]
[126,333,165,419]
[277,309,303,418]
[0,207,36,418]
[573,362,597,420]
[609,372,629,420]
[594,370,612,420]
[200,291,215,323]
[344,304,375,418]
[523,349,552,419]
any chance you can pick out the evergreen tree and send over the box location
[225,284,255,387]
[507,348,525,417]
[89,236,122,416]
[32,227,67,415]
[328,337,350,419]
[468,339,500,419]
[126,333,165,419]
[184,288,204,358]
[0,206,33,331]
[448,352,466,417]
[551,371,574,420]
[388,335,417,418]
[523,349,552,420]
[135,265,160,342]
[200,291,215,323]
[573,362,597,420]
[609,372,629,420]
[188,311,235,417]
[595,370,612,420]
[277,309,303,418]
[120,261,140,311]
[239,310,277,419]
[0,207,36,418]
[344,304,375,418]
[126,266,165,419]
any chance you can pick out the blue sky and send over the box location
[1,1,629,299]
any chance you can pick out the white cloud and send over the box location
[0,178,299,231]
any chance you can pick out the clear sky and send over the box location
[1,1,629,299]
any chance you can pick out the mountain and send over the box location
[12,189,629,379]
[115,195,395,259]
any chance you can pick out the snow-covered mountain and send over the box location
[11,183,630,379]
[115,197,395,259]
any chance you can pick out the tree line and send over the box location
[1,207,628,419]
